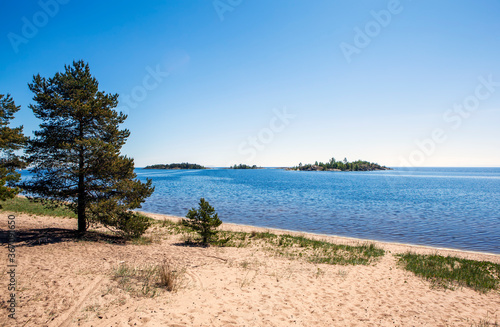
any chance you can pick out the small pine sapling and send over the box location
[183,198,222,244]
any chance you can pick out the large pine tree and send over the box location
[0,94,27,206]
[23,60,154,235]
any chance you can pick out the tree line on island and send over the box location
[143,163,262,169]
[145,163,206,170]
[141,160,389,171]
[229,164,260,169]
[289,157,390,171]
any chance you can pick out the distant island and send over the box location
[228,164,261,169]
[288,157,390,172]
[144,163,206,170]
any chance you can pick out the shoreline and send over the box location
[2,211,500,326]
[139,210,500,261]
[8,196,500,257]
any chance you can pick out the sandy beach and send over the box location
[1,211,499,327]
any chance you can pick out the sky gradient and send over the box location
[1,0,500,167]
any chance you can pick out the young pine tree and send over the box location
[23,60,154,236]
[183,198,222,244]
[0,94,27,206]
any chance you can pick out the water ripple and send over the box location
[137,167,500,254]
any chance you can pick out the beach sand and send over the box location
[1,211,499,326]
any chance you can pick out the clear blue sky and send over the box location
[1,0,500,167]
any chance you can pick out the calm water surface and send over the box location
[136,167,500,254]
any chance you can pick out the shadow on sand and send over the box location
[171,241,210,248]
[0,228,126,247]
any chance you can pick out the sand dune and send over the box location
[1,212,499,326]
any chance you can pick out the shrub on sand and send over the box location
[183,198,222,244]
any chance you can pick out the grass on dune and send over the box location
[397,252,500,293]
[0,196,77,218]
[154,219,385,266]
[112,260,184,297]
[245,232,385,266]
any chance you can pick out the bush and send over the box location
[183,198,222,244]
[87,199,152,238]
[397,252,500,292]
[116,211,152,239]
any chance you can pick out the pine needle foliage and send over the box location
[0,94,27,206]
[22,60,154,236]
[183,198,222,244]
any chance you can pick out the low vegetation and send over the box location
[115,211,152,239]
[144,163,205,169]
[158,260,183,292]
[112,261,183,297]
[219,231,385,265]
[1,196,151,239]
[397,252,500,292]
[155,219,384,265]
[0,196,77,218]
[290,157,389,171]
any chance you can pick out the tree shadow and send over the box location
[0,228,126,247]
[171,241,210,248]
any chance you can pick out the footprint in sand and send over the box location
[51,275,104,327]
[184,269,204,290]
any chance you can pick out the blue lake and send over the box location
[135,167,500,254]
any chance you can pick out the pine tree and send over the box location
[0,94,27,206]
[23,60,154,235]
[183,198,222,244]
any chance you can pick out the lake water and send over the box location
[136,167,500,254]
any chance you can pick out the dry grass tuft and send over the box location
[112,260,184,296]
[158,260,183,292]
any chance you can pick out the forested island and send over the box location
[228,164,261,169]
[288,158,390,172]
[144,163,206,169]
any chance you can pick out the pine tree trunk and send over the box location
[77,127,86,234]
[77,171,86,234]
